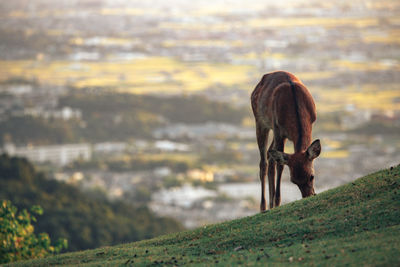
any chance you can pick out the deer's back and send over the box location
[251,71,316,142]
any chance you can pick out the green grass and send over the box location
[11,166,400,266]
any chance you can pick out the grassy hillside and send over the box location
[11,165,400,266]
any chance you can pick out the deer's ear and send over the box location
[268,150,289,165]
[307,139,321,160]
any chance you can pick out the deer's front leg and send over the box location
[256,126,268,212]
[267,142,276,209]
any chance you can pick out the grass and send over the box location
[9,165,400,266]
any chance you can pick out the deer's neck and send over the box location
[293,126,312,153]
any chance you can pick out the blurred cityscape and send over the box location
[1,0,400,229]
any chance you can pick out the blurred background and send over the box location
[0,0,399,252]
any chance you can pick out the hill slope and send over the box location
[12,165,400,266]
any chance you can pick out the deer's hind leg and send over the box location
[256,124,269,212]
[273,134,286,207]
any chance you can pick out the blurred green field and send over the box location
[1,59,399,113]
[0,59,255,94]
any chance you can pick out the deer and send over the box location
[251,71,321,211]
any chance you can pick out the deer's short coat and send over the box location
[251,71,321,211]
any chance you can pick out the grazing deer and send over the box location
[251,71,321,211]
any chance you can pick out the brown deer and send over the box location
[251,71,321,211]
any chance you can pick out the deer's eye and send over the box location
[310,175,314,182]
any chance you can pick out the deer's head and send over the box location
[268,139,321,198]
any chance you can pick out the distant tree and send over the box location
[0,154,183,251]
[0,200,67,264]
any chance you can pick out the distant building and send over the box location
[153,122,254,140]
[152,184,217,208]
[2,143,91,166]
[0,84,33,95]
[31,107,82,120]
[154,140,189,152]
[93,142,127,154]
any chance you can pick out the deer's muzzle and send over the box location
[300,186,316,198]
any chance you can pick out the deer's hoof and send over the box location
[260,203,266,213]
